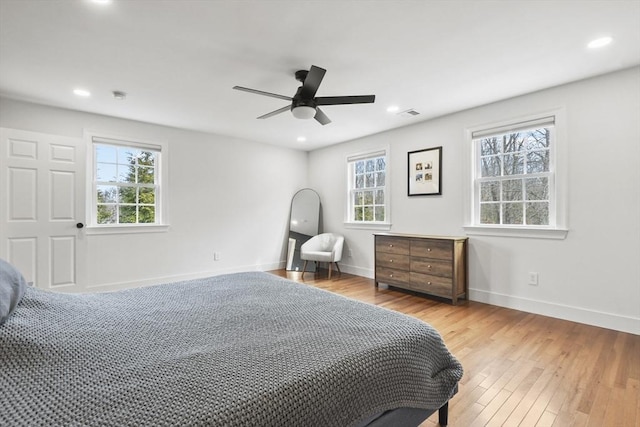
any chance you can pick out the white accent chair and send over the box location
[300,233,344,280]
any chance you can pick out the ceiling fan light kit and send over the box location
[233,65,375,125]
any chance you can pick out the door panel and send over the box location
[0,128,85,290]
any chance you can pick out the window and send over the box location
[346,149,389,226]
[88,135,168,232]
[466,113,567,239]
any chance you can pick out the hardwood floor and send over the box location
[269,270,640,427]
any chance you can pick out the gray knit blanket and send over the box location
[0,272,462,426]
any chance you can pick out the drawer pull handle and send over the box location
[427,248,432,252]
[389,274,393,278]
[427,281,432,285]
[427,265,432,269]
[389,259,393,263]
[389,244,394,247]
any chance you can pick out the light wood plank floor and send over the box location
[269,269,640,427]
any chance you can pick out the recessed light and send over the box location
[297,136,307,142]
[588,36,613,49]
[386,105,399,113]
[73,88,91,97]
[90,0,112,4]
[112,90,127,100]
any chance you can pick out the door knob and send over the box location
[76,223,84,229]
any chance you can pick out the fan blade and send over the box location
[257,105,291,119]
[314,108,331,125]
[315,95,376,105]
[233,86,292,101]
[300,65,326,99]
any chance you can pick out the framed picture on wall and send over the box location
[408,146,442,196]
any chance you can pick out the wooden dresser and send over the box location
[374,233,468,305]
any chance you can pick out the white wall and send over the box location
[0,98,308,289]
[308,67,640,335]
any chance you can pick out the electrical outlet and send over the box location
[214,252,220,261]
[348,249,354,258]
[528,272,539,286]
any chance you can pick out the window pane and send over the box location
[480,181,500,202]
[138,166,155,184]
[503,153,524,175]
[95,145,117,163]
[375,171,385,186]
[503,202,523,224]
[118,147,136,165]
[96,163,117,182]
[137,151,155,166]
[502,133,524,153]
[502,179,522,201]
[138,206,155,223]
[526,202,549,225]
[365,159,375,172]
[365,173,374,188]
[376,157,386,171]
[363,191,373,205]
[119,206,137,224]
[119,187,136,204]
[526,150,550,173]
[481,156,501,177]
[374,206,385,221]
[480,203,500,224]
[480,138,500,156]
[139,187,155,204]
[355,161,364,174]
[525,177,548,201]
[117,164,136,183]
[97,186,117,203]
[354,206,363,221]
[375,189,384,204]
[363,206,373,221]
[97,205,116,224]
[524,129,550,150]
[353,191,363,206]
[355,174,364,189]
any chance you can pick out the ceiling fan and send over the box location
[233,65,375,125]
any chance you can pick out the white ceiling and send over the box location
[1,1,639,151]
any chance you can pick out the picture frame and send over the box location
[408,146,442,196]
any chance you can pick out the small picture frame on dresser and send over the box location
[408,146,442,196]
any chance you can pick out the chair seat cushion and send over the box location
[301,251,334,262]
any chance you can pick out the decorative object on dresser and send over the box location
[408,146,442,196]
[374,233,468,305]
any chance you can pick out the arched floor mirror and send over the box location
[286,188,321,272]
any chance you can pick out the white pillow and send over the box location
[0,258,27,325]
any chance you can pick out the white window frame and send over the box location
[464,109,568,239]
[85,132,169,235]
[344,147,391,230]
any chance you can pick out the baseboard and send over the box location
[83,261,285,293]
[340,263,374,279]
[470,288,640,335]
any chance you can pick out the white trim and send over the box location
[469,288,640,335]
[84,130,169,230]
[344,221,392,231]
[463,225,568,239]
[463,108,568,237]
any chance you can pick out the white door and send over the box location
[0,128,86,290]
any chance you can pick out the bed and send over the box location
[0,260,463,427]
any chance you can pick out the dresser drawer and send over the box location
[377,254,410,270]
[376,267,411,286]
[411,239,453,260]
[410,258,452,277]
[410,273,452,297]
[376,236,410,255]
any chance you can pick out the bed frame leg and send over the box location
[438,401,449,426]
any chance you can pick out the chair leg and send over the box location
[328,261,332,280]
[301,260,308,279]
[334,262,341,277]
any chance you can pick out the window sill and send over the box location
[85,224,170,235]
[344,222,392,231]
[463,225,568,240]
